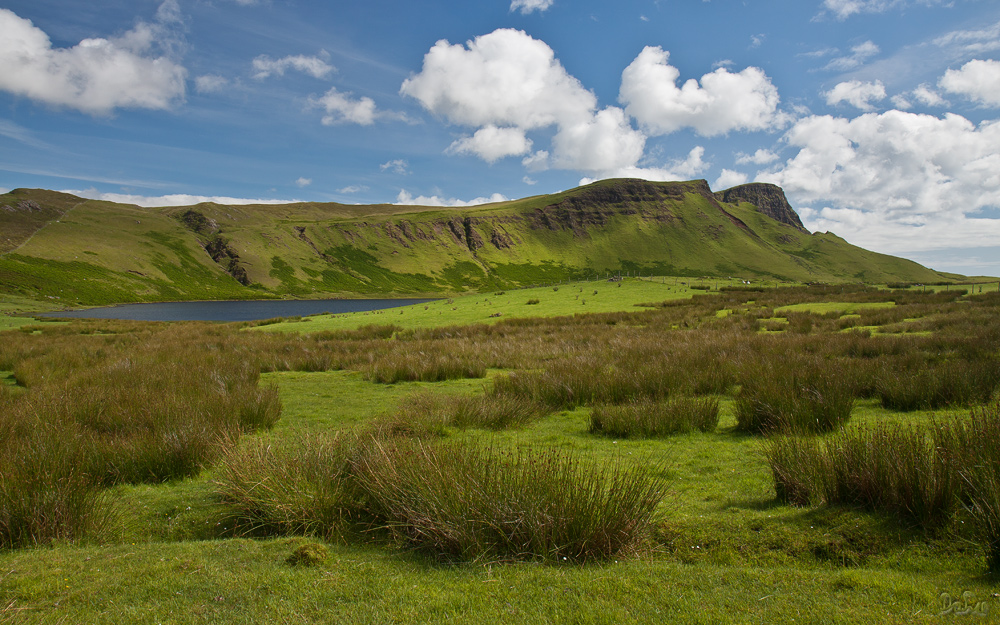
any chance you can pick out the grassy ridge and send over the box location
[0,179,959,308]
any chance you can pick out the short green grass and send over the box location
[254,278,739,333]
[774,301,895,315]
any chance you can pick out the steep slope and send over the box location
[0,189,84,253]
[0,179,954,305]
[714,183,806,231]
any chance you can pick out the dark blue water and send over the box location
[37,298,434,322]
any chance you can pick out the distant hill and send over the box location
[0,179,955,306]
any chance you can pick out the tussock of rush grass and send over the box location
[589,398,719,437]
[765,401,1000,570]
[216,431,668,563]
[0,323,282,548]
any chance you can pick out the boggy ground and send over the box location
[1,280,999,624]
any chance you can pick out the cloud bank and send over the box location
[0,6,186,115]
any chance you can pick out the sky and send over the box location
[1,0,1000,276]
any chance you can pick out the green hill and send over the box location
[0,178,953,306]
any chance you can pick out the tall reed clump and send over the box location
[353,438,667,562]
[763,434,824,507]
[363,391,548,439]
[215,432,361,539]
[765,423,959,528]
[0,324,282,548]
[942,402,1000,571]
[0,420,116,549]
[735,364,854,434]
[363,350,487,383]
[767,404,1000,571]
[216,431,667,562]
[877,357,1000,411]
[589,398,719,438]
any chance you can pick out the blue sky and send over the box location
[2,0,1000,276]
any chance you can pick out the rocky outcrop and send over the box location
[176,208,250,285]
[528,179,686,236]
[714,183,807,232]
[0,200,43,213]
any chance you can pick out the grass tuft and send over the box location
[736,366,854,434]
[589,397,719,437]
[353,438,667,562]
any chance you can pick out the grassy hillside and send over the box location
[0,179,955,307]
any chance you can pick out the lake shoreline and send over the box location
[35,297,437,322]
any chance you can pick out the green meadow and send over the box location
[253,277,772,333]
[2,281,999,624]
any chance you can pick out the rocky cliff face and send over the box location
[715,183,807,232]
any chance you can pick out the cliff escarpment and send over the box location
[714,183,807,232]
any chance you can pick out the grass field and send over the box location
[2,284,999,624]
[252,277,765,333]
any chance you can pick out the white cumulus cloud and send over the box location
[401,29,595,131]
[715,169,749,190]
[579,146,710,185]
[940,59,1000,108]
[551,107,646,172]
[619,46,784,137]
[447,126,533,162]
[825,80,886,111]
[395,189,509,207]
[736,149,779,165]
[251,52,334,80]
[510,0,554,14]
[309,88,377,125]
[295,177,312,188]
[64,188,295,207]
[400,28,646,174]
[912,84,948,107]
[380,159,410,175]
[0,7,187,115]
[758,110,1000,253]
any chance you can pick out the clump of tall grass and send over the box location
[216,432,668,562]
[365,391,549,437]
[763,434,824,507]
[877,358,1000,411]
[735,365,854,433]
[363,351,486,383]
[589,398,719,438]
[764,425,958,528]
[0,421,117,549]
[766,404,1000,569]
[448,394,547,430]
[943,402,1000,571]
[353,438,667,562]
[215,432,361,539]
[0,324,283,547]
